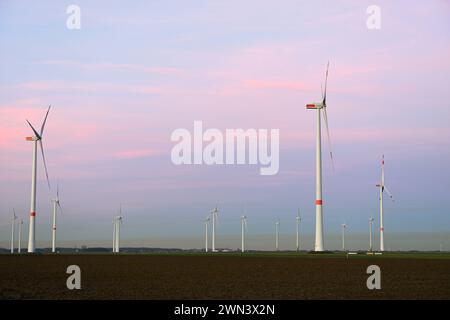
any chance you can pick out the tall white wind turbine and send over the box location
[11,209,17,253]
[296,209,301,252]
[211,206,219,252]
[341,223,347,251]
[240,215,248,253]
[275,219,280,251]
[115,205,123,253]
[204,216,210,252]
[112,217,116,252]
[306,63,334,252]
[18,219,23,254]
[376,155,394,251]
[26,106,51,253]
[51,183,63,253]
[369,217,374,252]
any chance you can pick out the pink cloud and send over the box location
[113,148,163,159]
[41,60,181,75]
[244,79,311,91]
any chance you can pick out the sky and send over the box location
[0,0,449,251]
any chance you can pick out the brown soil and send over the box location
[1,254,449,299]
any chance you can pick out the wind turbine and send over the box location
[275,219,280,251]
[296,209,301,252]
[306,63,334,252]
[114,205,123,253]
[112,217,116,252]
[18,218,23,254]
[204,216,210,253]
[341,223,347,251]
[115,216,123,253]
[51,183,63,253]
[376,155,394,251]
[26,105,51,253]
[211,206,219,252]
[11,209,17,253]
[369,217,374,252]
[240,215,248,253]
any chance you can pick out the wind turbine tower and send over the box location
[18,219,23,254]
[51,183,63,253]
[25,106,51,253]
[11,209,17,253]
[306,63,334,252]
[296,209,301,252]
[204,216,210,252]
[241,215,248,253]
[341,223,347,251]
[376,155,394,251]
[275,219,280,251]
[369,217,374,252]
[211,206,219,252]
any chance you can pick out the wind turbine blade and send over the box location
[57,181,59,198]
[57,202,63,215]
[384,186,395,202]
[40,105,51,137]
[26,120,41,139]
[322,107,335,171]
[323,61,329,105]
[39,140,51,189]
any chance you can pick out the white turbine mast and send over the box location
[296,208,301,252]
[241,215,248,253]
[11,209,17,254]
[306,63,334,252]
[114,205,123,253]
[369,217,374,252]
[211,206,219,252]
[51,182,63,253]
[25,105,51,253]
[275,219,280,251]
[341,223,347,251]
[204,215,210,252]
[376,155,394,251]
[18,218,23,254]
[112,217,116,252]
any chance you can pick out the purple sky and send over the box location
[0,1,449,250]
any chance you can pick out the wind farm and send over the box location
[1,0,450,302]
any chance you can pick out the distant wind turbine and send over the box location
[11,209,17,254]
[112,217,116,252]
[341,223,347,251]
[376,155,394,251]
[204,215,210,252]
[51,183,63,253]
[306,63,334,252]
[369,217,374,252]
[18,218,23,254]
[296,209,301,252]
[240,215,248,253]
[115,216,123,253]
[26,105,51,253]
[114,205,123,253]
[275,219,280,251]
[211,206,219,252]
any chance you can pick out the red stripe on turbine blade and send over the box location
[316,200,323,205]
[380,227,384,231]
[30,212,36,217]
[306,104,316,109]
